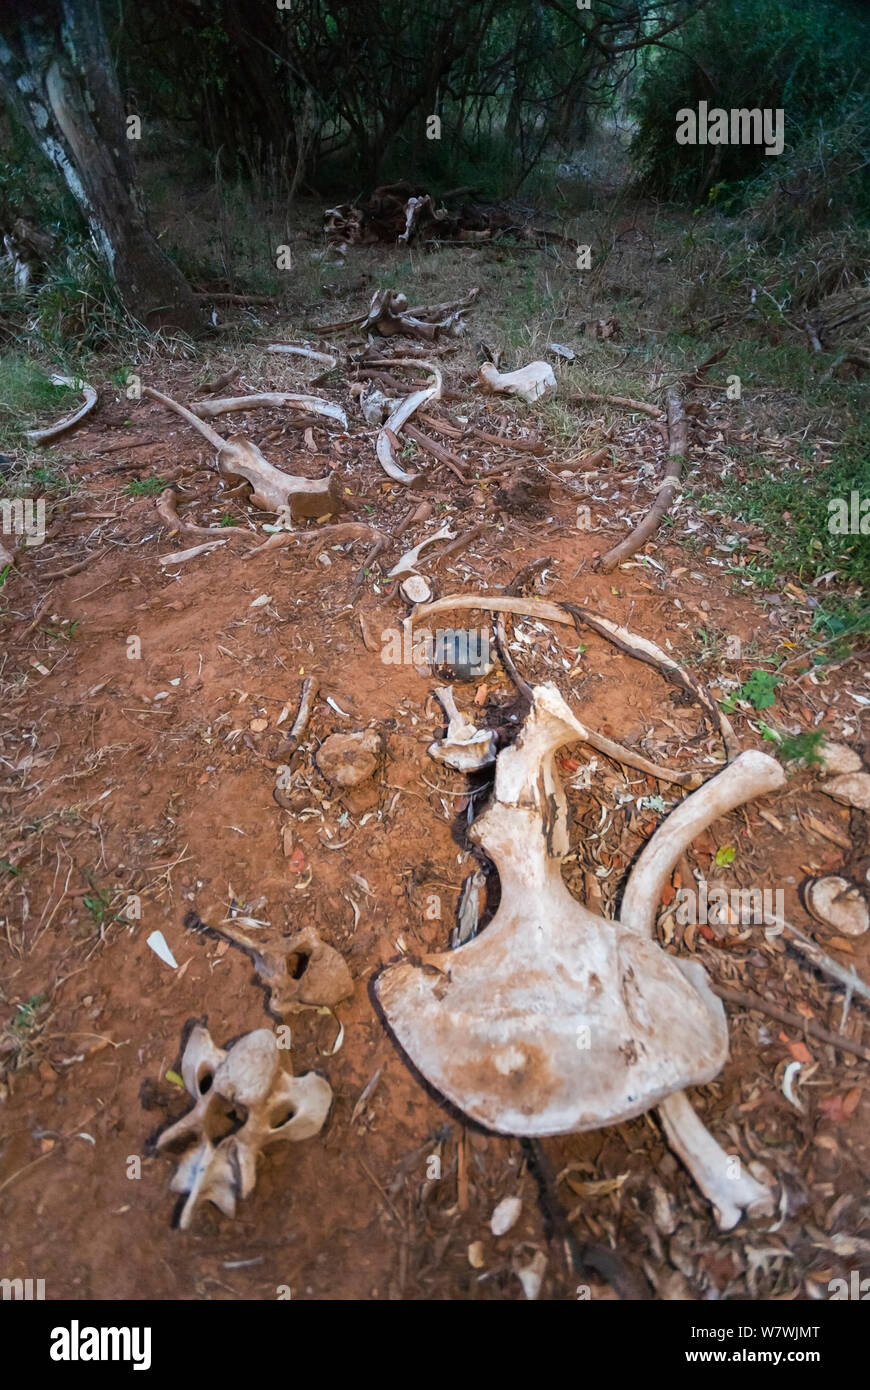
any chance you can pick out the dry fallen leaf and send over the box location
[817,1088,862,1124]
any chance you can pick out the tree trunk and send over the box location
[0,0,204,335]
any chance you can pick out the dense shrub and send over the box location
[631,0,870,208]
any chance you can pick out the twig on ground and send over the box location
[598,387,687,573]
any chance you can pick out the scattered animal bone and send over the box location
[159,540,226,566]
[515,1250,548,1301]
[820,772,870,811]
[378,684,782,1227]
[428,686,496,772]
[803,876,869,937]
[25,374,97,444]
[415,592,736,761]
[157,1024,332,1227]
[387,523,456,578]
[400,575,432,604]
[360,288,467,341]
[398,194,442,244]
[265,344,338,368]
[288,677,318,742]
[190,391,347,429]
[375,361,443,484]
[490,1194,522,1236]
[478,360,556,404]
[142,387,344,520]
[657,1091,773,1230]
[316,729,383,787]
[245,521,384,559]
[453,868,488,947]
[359,387,400,424]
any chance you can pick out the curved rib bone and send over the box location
[191,392,347,428]
[375,360,442,484]
[658,1090,775,1231]
[25,374,98,444]
[620,750,786,936]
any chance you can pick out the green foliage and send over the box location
[722,669,781,711]
[719,423,870,594]
[11,994,45,1035]
[125,477,166,497]
[776,730,825,767]
[632,0,870,208]
[0,355,77,447]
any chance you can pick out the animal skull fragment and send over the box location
[377,683,783,1228]
[157,1024,332,1228]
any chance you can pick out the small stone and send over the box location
[467,1241,485,1269]
[316,730,382,788]
[804,877,869,937]
[818,742,863,775]
[821,772,870,812]
[490,1195,522,1237]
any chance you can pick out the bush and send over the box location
[631,0,870,207]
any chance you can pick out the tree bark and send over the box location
[0,0,204,335]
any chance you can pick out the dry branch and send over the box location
[571,392,663,418]
[598,388,687,573]
[244,522,385,559]
[713,984,870,1063]
[156,488,251,539]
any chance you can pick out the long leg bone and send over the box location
[658,1090,775,1231]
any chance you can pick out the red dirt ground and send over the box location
[1,343,868,1301]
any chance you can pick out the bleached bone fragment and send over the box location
[25,374,98,443]
[400,575,432,604]
[490,1194,522,1236]
[264,344,338,368]
[428,686,496,772]
[478,360,556,404]
[158,1025,332,1227]
[376,360,443,484]
[387,523,455,578]
[159,540,226,565]
[658,1090,775,1231]
[191,392,347,428]
[804,876,869,937]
